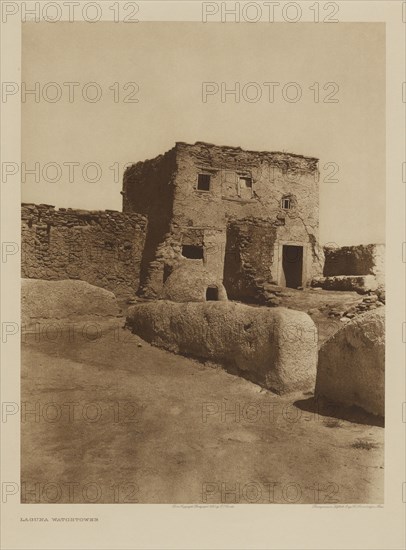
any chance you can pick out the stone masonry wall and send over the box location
[223,218,278,302]
[323,244,385,279]
[312,244,385,294]
[122,147,177,298]
[22,204,147,299]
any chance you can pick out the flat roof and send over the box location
[176,141,319,162]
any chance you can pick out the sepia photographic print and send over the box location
[1,2,405,550]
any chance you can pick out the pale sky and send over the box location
[22,22,385,246]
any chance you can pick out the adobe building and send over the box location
[122,141,324,300]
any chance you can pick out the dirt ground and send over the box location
[21,289,384,504]
[277,287,366,347]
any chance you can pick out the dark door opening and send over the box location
[206,286,219,301]
[282,245,303,288]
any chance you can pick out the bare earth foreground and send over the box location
[21,290,383,504]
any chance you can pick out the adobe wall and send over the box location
[172,142,323,291]
[126,301,318,394]
[173,141,319,229]
[316,308,385,417]
[323,244,385,280]
[223,218,278,302]
[122,147,177,297]
[21,204,147,298]
[323,244,385,277]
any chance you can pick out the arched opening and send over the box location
[206,286,219,301]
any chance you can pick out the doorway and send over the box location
[282,245,303,288]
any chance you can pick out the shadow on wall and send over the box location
[122,148,177,299]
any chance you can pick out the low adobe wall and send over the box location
[21,204,147,298]
[323,244,384,279]
[22,279,121,327]
[312,275,378,294]
[313,244,385,293]
[315,308,385,417]
[126,301,317,394]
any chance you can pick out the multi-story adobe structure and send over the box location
[122,141,324,301]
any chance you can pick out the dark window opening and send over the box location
[239,176,252,189]
[197,173,211,191]
[182,245,204,259]
[206,286,219,301]
[281,197,292,210]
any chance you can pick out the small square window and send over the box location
[281,198,291,210]
[206,286,219,301]
[197,174,211,191]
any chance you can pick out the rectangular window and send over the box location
[282,198,291,209]
[182,245,204,259]
[197,173,211,191]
